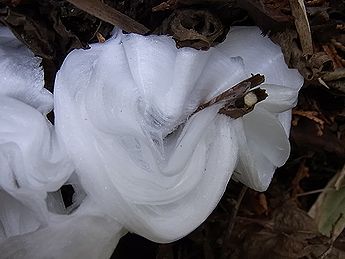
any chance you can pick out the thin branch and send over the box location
[66,0,150,35]
[193,74,266,118]
[289,0,313,55]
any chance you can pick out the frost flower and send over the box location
[0,26,303,258]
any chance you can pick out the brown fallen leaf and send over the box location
[325,78,345,93]
[291,158,310,197]
[155,9,224,50]
[322,68,345,82]
[0,7,84,60]
[240,200,328,259]
[237,0,292,34]
[309,165,345,239]
[323,43,345,69]
[245,190,269,216]
[293,110,325,135]
[274,200,318,235]
[291,117,345,157]
[271,29,333,80]
[257,193,269,216]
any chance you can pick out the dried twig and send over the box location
[66,0,149,35]
[289,0,313,55]
[171,74,266,141]
[193,74,266,118]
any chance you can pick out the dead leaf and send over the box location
[0,1,116,88]
[0,7,80,60]
[238,0,292,34]
[335,166,345,190]
[322,68,345,82]
[323,43,345,69]
[257,193,268,215]
[245,190,269,215]
[293,110,325,135]
[291,159,310,197]
[291,118,345,157]
[326,79,345,94]
[155,9,224,50]
[309,165,345,239]
[271,29,333,80]
[240,200,330,259]
[273,200,318,235]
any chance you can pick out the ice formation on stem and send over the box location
[0,26,303,258]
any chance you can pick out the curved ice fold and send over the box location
[54,32,242,241]
[0,29,52,114]
[0,25,303,258]
[0,27,75,255]
[217,27,303,191]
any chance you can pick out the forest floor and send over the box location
[1,0,344,258]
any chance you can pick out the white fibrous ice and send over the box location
[0,26,303,258]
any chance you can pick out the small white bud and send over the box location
[244,92,258,107]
